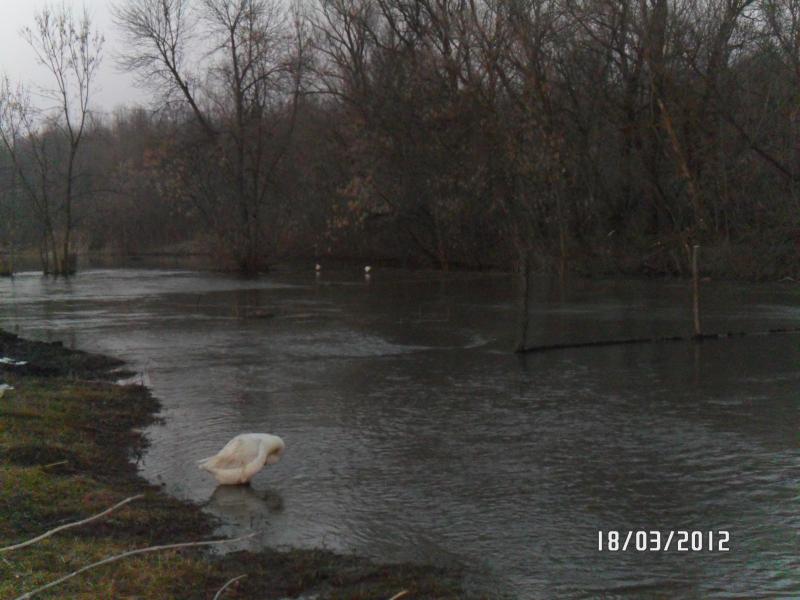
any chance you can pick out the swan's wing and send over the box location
[198,435,283,483]
[205,439,269,483]
[198,436,255,470]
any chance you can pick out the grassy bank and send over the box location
[0,331,465,599]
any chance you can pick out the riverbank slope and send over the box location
[0,330,464,599]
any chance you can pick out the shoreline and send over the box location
[4,244,799,283]
[0,329,465,599]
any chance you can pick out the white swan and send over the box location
[198,433,285,485]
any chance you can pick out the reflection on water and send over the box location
[1,265,799,598]
[206,485,284,537]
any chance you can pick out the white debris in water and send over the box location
[0,384,14,397]
[0,357,27,366]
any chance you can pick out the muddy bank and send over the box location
[0,330,466,599]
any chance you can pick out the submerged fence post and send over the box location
[515,251,532,352]
[692,244,701,338]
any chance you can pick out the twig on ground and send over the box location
[39,460,69,470]
[0,494,144,554]
[212,574,248,599]
[13,533,256,600]
[388,591,410,600]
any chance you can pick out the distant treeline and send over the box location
[0,0,799,278]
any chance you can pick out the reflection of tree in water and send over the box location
[206,485,284,531]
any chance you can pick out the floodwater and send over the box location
[1,266,798,598]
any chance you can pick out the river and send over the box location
[1,266,798,598]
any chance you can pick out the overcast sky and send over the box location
[0,1,149,114]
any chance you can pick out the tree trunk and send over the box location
[60,150,76,276]
[515,250,533,352]
[48,227,58,275]
[39,233,49,274]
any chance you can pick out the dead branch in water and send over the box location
[515,327,800,354]
[13,533,256,600]
[0,494,144,554]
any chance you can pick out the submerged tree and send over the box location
[0,5,103,275]
[114,0,308,273]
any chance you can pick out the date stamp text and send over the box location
[597,530,730,552]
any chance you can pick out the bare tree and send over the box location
[114,0,307,272]
[0,80,60,273]
[28,5,102,274]
[0,5,103,275]
[0,0,793,286]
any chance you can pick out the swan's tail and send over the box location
[197,456,216,470]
